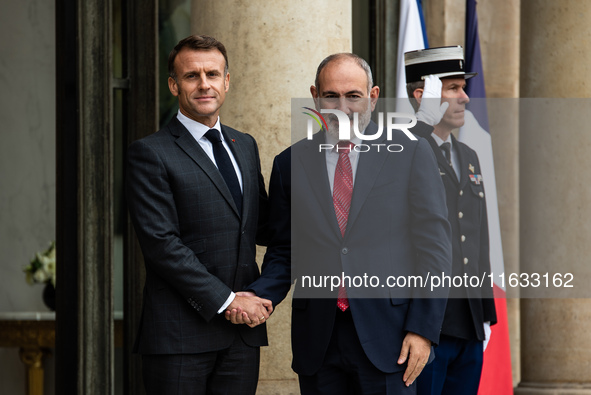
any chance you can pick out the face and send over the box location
[310,58,379,140]
[168,48,229,127]
[438,77,470,130]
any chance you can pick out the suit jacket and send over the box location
[250,121,452,375]
[414,124,497,341]
[126,116,269,354]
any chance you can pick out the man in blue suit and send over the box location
[230,53,452,394]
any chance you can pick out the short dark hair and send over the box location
[314,53,373,94]
[406,81,425,112]
[168,35,229,81]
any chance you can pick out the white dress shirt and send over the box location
[177,110,243,191]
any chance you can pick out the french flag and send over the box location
[459,1,514,394]
[396,0,428,100]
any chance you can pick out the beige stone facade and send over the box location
[3,0,591,394]
[192,1,352,393]
[518,3,591,393]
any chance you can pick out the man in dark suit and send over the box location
[404,46,498,395]
[126,35,272,395]
[231,53,452,394]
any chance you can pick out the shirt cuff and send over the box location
[217,292,236,314]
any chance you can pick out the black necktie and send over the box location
[204,129,242,214]
[440,142,452,167]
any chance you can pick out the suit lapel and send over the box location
[452,134,470,189]
[298,132,343,239]
[170,118,240,217]
[411,122,460,185]
[345,123,388,237]
[222,125,250,221]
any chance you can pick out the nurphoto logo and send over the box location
[302,107,418,152]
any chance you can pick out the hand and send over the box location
[416,74,449,126]
[398,332,432,387]
[483,322,492,351]
[225,292,273,328]
[225,292,258,325]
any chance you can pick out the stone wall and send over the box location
[0,1,56,394]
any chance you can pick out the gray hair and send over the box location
[315,53,373,94]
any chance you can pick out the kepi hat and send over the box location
[404,45,477,83]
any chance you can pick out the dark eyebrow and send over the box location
[321,89,366,97]
[447,82,466,89]
[182,68,222,78]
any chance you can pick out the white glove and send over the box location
[416,74,449,126]
[483,322,492,352]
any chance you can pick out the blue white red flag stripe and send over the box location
[396,0,428,99]
[459,1,513,393]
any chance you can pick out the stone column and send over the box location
[518,1,591,393]
[423,0,465,48]
[478,0,521,387]
[191,1,352,393]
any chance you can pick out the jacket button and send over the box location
[461,235,466,242]
[464,258,469,264]
[479,191,484,198]
[459,190,464,196]
[342,248,349,255]
[458,212,464,219]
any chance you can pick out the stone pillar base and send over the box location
[516,383,591,395]
[257,379,300,395]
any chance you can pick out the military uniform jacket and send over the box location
[414,122,497,341]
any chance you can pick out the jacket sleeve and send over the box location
[251,133,271,247]
[403,137,453,345]
[248,151,293,307]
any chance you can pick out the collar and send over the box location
[176,110,223,141]
[325,129,364,152]
[431,132,452,147]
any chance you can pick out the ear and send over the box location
[369,86,380,111]
[413,88,424,106]
[310,85,320,109]
[310,85,318,99]
[168,77,179,97]
[224,72,230,92]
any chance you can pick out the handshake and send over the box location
[225,291,273,328]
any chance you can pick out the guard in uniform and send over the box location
[405,46,497,395]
